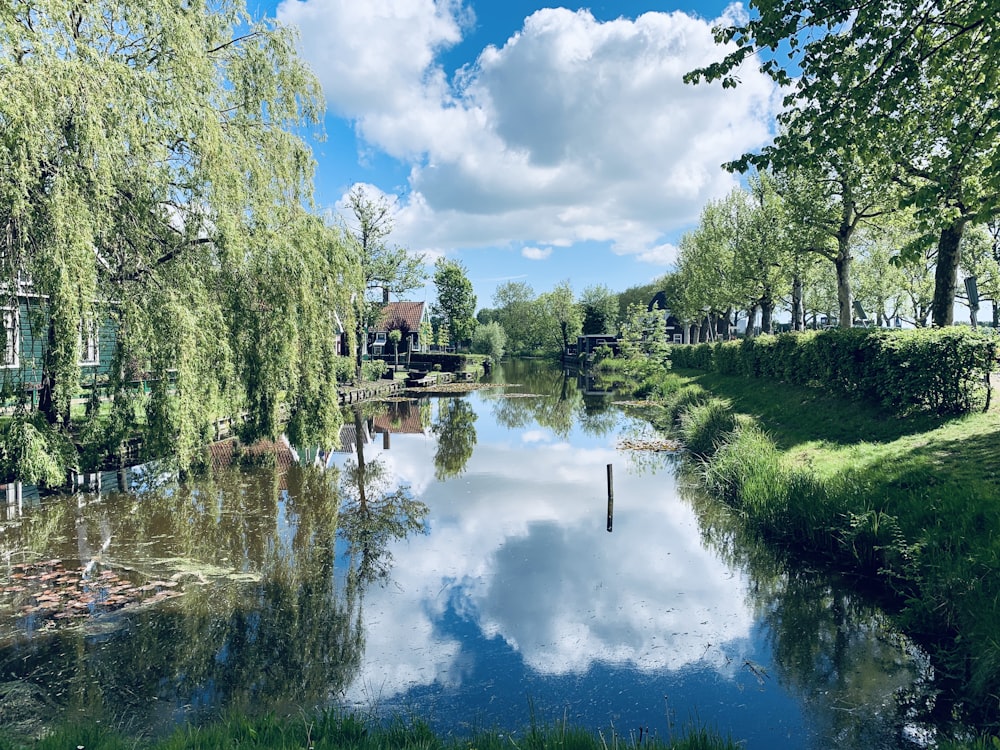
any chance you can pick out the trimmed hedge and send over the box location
[669,328,997,416]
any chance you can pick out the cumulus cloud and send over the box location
[521,246,552,261]
[277,0,778,264]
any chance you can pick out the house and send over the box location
[647,292,686,343]
[2,290,117,408]
[370,301,428,358]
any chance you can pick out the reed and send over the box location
[663,367,1000,731]
[4,712,739,750]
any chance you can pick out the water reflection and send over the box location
[431,399,477,481]
[339,405,429,586]
[0,440,419,736]
[681,479,934,747]
[0,366,940,748]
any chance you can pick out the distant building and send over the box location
[370,301,428,357]
[647,292,685,343]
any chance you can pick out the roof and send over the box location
[372,401,426,435]
[377,301,424,332]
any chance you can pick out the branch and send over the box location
[206,31,261,55]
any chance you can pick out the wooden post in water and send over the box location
[606,463,614,532]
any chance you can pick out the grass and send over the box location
[0,712,739,750]
[661,367,1000,730]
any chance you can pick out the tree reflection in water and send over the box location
[0,418,428,738]
[339,405,429,587]
[678,476,936,745]
[431,398,477,481]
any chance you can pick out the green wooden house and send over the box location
[2,294,118,408]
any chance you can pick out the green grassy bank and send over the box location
[0,712,737,750]
[626,360,1000,732]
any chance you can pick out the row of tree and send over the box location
[683,0,1000,331]
[670,173,1000,338]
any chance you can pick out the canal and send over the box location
[0,360,937,747]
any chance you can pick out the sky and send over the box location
[256,0,780,310]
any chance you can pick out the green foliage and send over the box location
[0,412,74,485]
[678,398,741,458]
[648,361,1000,724]
[14,711,741,750]
[471,320,507,362]
[580,284,619,335]
[361,358,388,382]
[0,0,356,470]
[492,281,546,356]
[432,258,477,347]
[672,328,996,416]
[618,302,670,365]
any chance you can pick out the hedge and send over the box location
[668,328,997,416]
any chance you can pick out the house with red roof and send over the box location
[370,301,428,358]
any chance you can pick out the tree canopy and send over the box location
[686,0,1000,327]
[0,0,350,467]
[432,258,476,349]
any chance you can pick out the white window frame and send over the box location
[79,318,99,366]
[2,307,18,369]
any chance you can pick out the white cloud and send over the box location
[278,1,778,264]
[521,246,552,261]
[636,242,680,265]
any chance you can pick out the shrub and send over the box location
[665,328,997,416]
[361,358,388,381]
[678,398,740,457]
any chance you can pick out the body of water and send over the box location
[0,361,937,747]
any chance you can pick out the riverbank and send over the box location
[638,364,1000,735]
[1,711,738,750]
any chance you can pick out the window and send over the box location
[79,319,99,366]
[2,308,18,368]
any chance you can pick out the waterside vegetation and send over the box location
[0,711,738,750]
[596,335,1000,734]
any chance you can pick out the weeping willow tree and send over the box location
[0,0,355,469]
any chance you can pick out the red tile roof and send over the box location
[377,301,425,332]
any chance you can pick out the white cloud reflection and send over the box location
[334,417,754,706]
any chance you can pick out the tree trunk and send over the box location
[931,218,967,327]
[760,295,774,335]
[835,243,852,329]
[38,323,66,425]
[746,305,758,337]
[791,275,804,331]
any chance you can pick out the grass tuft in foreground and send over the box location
[0,712,738,750]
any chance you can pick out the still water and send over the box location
[0,361,936,747]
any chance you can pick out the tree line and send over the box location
[681,0,999,333]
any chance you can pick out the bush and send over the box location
[666,328,997,416]
[361,358,388,381]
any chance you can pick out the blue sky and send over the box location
[257,0,779,310]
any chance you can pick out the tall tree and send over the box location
[579,284,618,335]
[777,155,893,328]
[0,0,349,466]
[343,186,426,379]
[686,0,1000,326]
[432,258,477,350]
[493,281,544,356]
[539,280,582,354]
